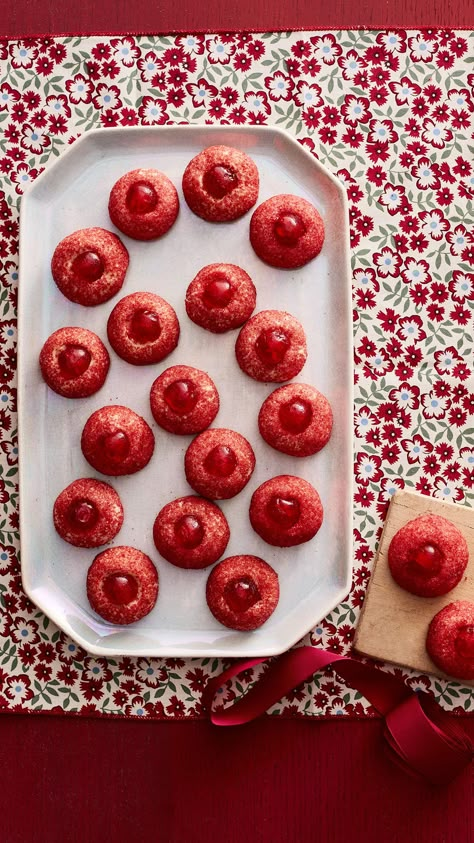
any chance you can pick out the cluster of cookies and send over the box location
[388,513,473,681]
[40,144,329,633]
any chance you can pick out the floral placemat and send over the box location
[0,30,473,719]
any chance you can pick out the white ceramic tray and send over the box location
[18,125,352,657]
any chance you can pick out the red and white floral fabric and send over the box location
[0,31,473,719]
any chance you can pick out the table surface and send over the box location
[1,4,473,842]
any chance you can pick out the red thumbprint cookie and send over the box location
[235,310,307,383]
[250,194,324,269]
[258,383,333,457]
[39,326,110,398]
[426,601,474,681]
[107,292,180,365]
[87,546,159,625]
[150,365,219,435]
[185,428,255,500]
[249,475,323,547]
[53,478,123,548]
[388,513,469,597]
[185,263,257,333]
[182,145,259,222]
[108,168,179,240]
[153,495,230,569]
[51,227,129,306]
[206,555,279,631]
[81,405,155,476]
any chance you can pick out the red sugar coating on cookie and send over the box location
[39,326,110,398]
[235,310,307,383]
[87,545,159,625]
[81,405,155,476]
[150,365,219,435]
[258,383,333,457]
[185,263,257,333]
[206,554,279,631]
[182,145,259,222]
[249,474,323,547]
[184,428,256,500]
[250,194,324,269]
[426,600,474,680]
[107,291,180,366]
[51,227,129,306]
[108,168,179,241]
[153,495,230,569]
[388,513,468,597]
[53,477,124,548]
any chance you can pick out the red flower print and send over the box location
[448,271,473,303]
[264,71,294,102]
[338,49,367,81]
[6,675,33,702]
[244,90,271,116]
[138,96,168,125]
[111,36,141,67]
[65,74,93,104]
[206,37,235,65]
[311,33,342,65]
[186,78,218,108]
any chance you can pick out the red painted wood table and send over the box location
[0,2,473,842]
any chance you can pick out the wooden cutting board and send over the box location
[354,489,474,686]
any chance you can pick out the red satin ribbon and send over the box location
[205,647,473,786]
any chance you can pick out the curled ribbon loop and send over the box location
[205,646,473,786]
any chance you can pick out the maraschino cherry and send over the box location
[58,345,91,379]
[274,213,306,246]
[202,278,233,309]
[125,182,158,215]
[203,165,238,199]
[279,399,312,433]
[255,328,291,366]
[174,515,204,549]
[67,500,98,530]
[266,495,300,528]
[164,380,198,415]
[455,626,474,659]
[411,543,442,574]
[224,576,260,612]
[102,431,130,463]
[103,573,139,605]
[204,445,237,477]
[130,308,162,343]
[72,251,104,282]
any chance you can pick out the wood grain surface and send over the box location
[355,490,474,685]
[0,0,473,37]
